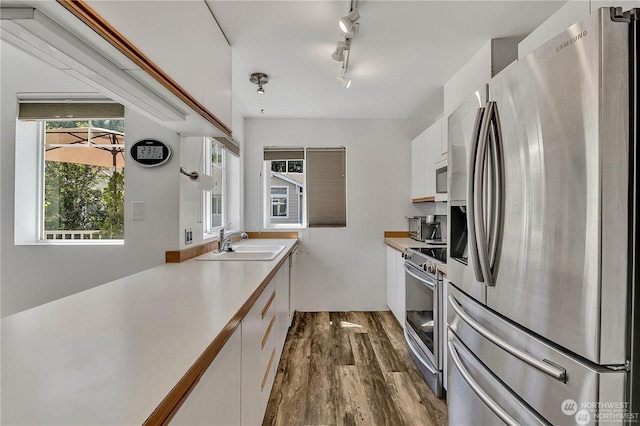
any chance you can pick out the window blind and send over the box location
[263,147,305,161]
[307,147,346,227]
[212,136,240,157]
[18,102,125,120]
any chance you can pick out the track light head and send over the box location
[339,9,360,34]
[331,41,349,62]
[336,73,351,89]
[249,72,269,95]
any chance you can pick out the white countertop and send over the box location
[1,239,297,426]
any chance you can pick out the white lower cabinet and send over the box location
[242,277,275,426]
[395,249,406,327]
[169,326,241,425]
[172,252,295,426]
[386,245,406,328]
[386,246,397,318]
[275,261,290,363]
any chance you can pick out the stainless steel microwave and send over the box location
[436,166,447,194]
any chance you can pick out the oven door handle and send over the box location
[403,263,436,289]
[448,338,519,426]
[405,330,439,375]
[448,295,566,382]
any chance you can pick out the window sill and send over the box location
[263,224,306,230]
[29,239,125,246]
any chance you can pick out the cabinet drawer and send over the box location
[261,290,275,320]
[261,346,276,392]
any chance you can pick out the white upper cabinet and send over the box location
[86,1,232,130]
[423,119,442,198]
[411,118,445,202]
[411,131,426,200]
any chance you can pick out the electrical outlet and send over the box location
[185,228,193,245]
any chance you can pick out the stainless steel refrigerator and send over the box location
[446,7,639,425]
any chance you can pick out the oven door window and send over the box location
[405,264,437,357]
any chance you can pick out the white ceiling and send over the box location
[207,0,566,123]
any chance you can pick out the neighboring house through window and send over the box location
[271,187,288,218]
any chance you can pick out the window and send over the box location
[204,138,225,232]
[271,187,289,218]
[42,118,125,241]
[263,147,346,228]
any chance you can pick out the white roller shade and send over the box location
[263,147,305,161]
[307,147,346,227]
[18,102,124,120]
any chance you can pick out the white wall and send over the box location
[0,42,190,316]
[245,118,425,311]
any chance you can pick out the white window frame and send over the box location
[262,162,306,229]
[203,138,226,236]
[19,120,126,245]
[270,186,289,219]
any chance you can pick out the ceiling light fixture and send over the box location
[331,41,348,62]
[249,72,268,95]
[332,1,358,89]
[339,9,360,34]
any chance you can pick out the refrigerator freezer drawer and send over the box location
[448,283,627,425]
[448,333,547,426]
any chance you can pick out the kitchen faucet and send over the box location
[216,223,248,253]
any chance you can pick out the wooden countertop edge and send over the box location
[437,263,448,276]
[145,241,299,426]
[384,239,408,252]
[412,196,436,203]
[383,231,410,238]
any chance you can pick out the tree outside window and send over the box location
[43,120,125,240]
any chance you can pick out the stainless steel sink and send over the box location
[195,244,286,261]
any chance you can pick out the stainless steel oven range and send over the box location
[403,247,446,398]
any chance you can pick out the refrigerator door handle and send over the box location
[488,102,505,282]
[448,295,567,382]
[474,103,494,286]
[467,106,486,283]
[448,339,519,426]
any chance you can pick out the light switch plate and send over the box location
[131,201,145,221]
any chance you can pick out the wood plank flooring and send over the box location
[263,311,448,426]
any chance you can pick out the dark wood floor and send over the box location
[263,311,448,426]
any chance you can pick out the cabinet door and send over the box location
[289,247,299,326]
[241,279,275,426]
[274,262,289,370]
[386,246,397,316]
[395,250,406,328]
[423,119,442,198]
[411,132,426,199]
[170,327,241,425]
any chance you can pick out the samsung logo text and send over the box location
[556,31,588,52]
